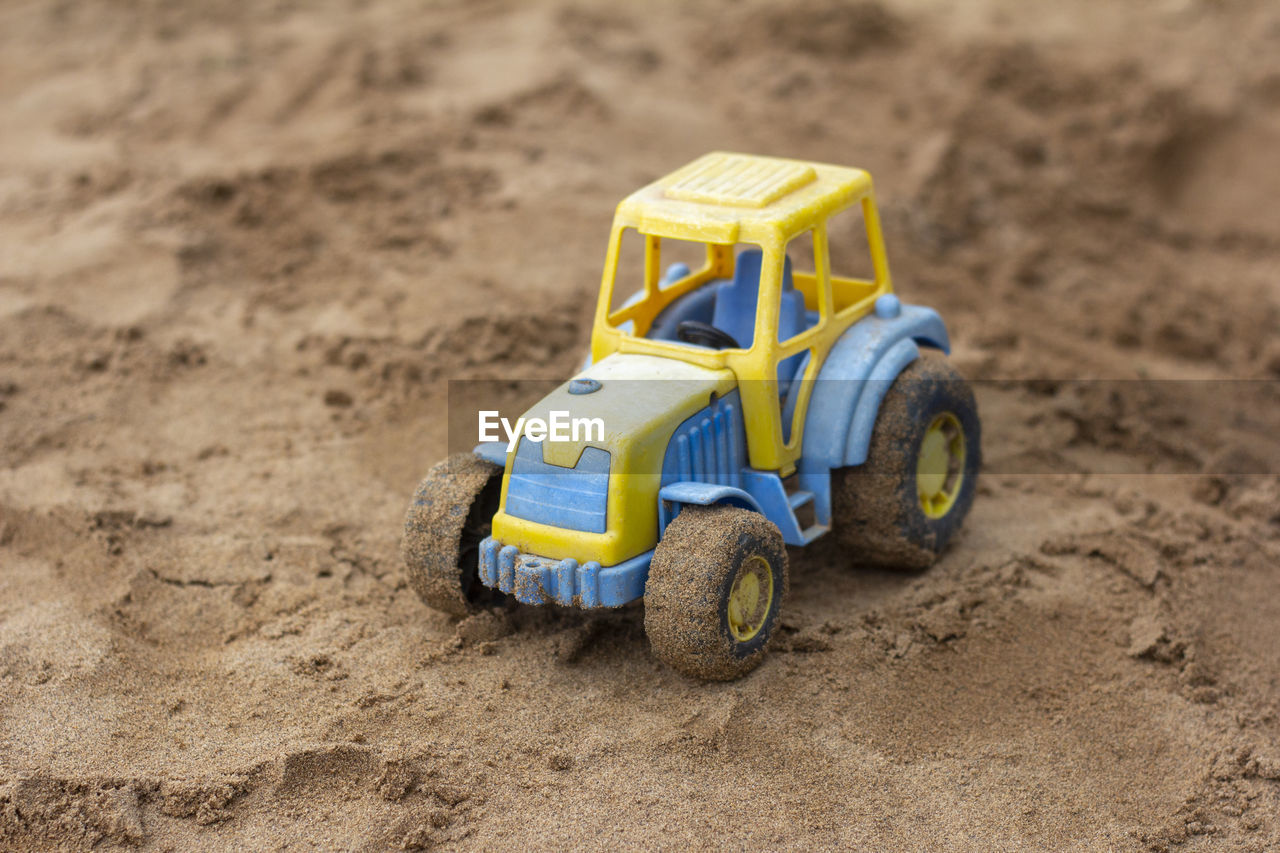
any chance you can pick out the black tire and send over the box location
[401,453,505,617]
[644,506,788,681]
[832,351,981,570]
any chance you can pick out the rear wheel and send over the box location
[832,352,981,570]
[644,506,788,680]
[401,453,505,617]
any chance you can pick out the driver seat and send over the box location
[712,247,806,352]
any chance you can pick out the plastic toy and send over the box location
[403,152,981,680]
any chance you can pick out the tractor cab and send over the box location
[590,152,894,474]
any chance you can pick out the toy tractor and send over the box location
[402,152,980,680]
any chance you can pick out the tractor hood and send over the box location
[532,353,737,471]
[489,352,737,565]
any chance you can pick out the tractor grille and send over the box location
[665,392,744,490]
[504,440,610,534]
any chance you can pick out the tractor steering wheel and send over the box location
[677,320,741,350]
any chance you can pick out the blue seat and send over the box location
[711,249,808,387]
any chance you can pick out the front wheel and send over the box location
[832,352,981,570]
[401,453,505,617]
[644,506,788,681]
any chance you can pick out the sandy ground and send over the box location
[2,0,1279,849]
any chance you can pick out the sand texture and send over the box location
[2,0,1279,849]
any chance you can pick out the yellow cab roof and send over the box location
[613,152,872,246]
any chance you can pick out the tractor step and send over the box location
[799,522,829,544]
[740,470,831,547]
[787,489,815,510]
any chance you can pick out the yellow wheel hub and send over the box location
[917,411,966,519]
[727,555,774,643]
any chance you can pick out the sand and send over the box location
[1,0,1279,849]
